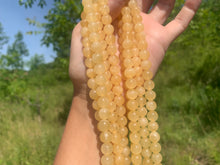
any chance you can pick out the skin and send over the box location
[54,0,202,165]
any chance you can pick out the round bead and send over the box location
[148,121,159,131]
[101,143,113,155]
[104,24,114,35]
[122,14,132,22]
[111,75,121,85]
[150,143,161,153]
[151,153,162,163]
[149,131,160,143]
[131,143,142,154]
[89,89,98,100]
[102,15,112,25]
[124,156,131,165]
[110,66,120,75]
[126,89,138,100]
[139,50,150,60]
[137,107,147,117]
[98,108,110,120]
[146,101,157,111]
[126,100,138,111]
[118,116,128,126]
[101,155,114,165]
[94,64,105,74]
[116,106,126,116]
[129,132,140,144]
[109,123,119,133]
[111,133,121,144]
[125,78,137,89]
[120,137,129,146]
[138,117,148,127]
[124,68,136,78]
[142,158,153,165]
[115,155,125,165]
[139,127,149,138]
[137,96,146,107]
[100,131,112,143]
[114,96,125,106]
[92,53,103,64]
[143,71,153,80]
[141,60,151,70]
[128,111,139,122]
[134,22,144,32]
[95,74,106,85]
[145,90,156,100]
[123,146,130,156]
[113,145,123,154]
[147,111,158,121]
[142,148,152,158]
[128,121,140,132]
[119,127,128,137]
[131,154,142,165]
[140,137,151,148]
[97,97,109,108]
[99,4,110,15]
[97,120,110,132]
[87,78,96,89]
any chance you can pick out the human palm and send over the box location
[69,0,201,97]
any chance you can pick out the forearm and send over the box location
[53,96,100,165]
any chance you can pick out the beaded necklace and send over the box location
[81,0,162,164]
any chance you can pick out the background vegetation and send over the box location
[0,0,219,164]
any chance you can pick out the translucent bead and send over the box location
[124,156,131,165]
[99,4,110,15]
[113,145,123,155]
[133,14,143,24]
[128,122,140,132]
[86,13,98,23]
[111,75,121,85]
[138,117,148,127]
[116,106,126,116]
[141,60,151,70]
[107,91,114,101]
[101,155,114,165]
[96,86,107,97]
[137,107,147,117]
[99,108,110,120]
[129,132,140,144]
[150,143,161,153]
[131,6,141,15]
[126,89,138,100]
[125,78,137,89]
[121,7,131,15]
[120,137,129,146]
[149,131,160,143]
[108,101,116,112]
[85,58,94,68]
[95,111,101,121]
[89,89,98,100]
[122,23,133,32]
[103,60,110,70]
[151,153,162,163]
[142,158,153,165]
[146,101,157,111]
[87,78,96,89]
[107,44,117,55]
[94,64,105,74]
[83,47,91,58]
[100,131,112,143]
[102,15,112,25]
[106,81,113,91]
[110,66,120,75]
[138,40,148,50]
[128,111,139,122]
[92,53,103,64]
[147,111,158,121]
[115,155,125,165]
[122,39,133,49]
[140,137,151,148]
[104,24,114,35]
[97,120,110,132]
[142,148,152,158]
[136,76,144,86]
[92,100,99,110]
[122,14,132,22]
[132,56,141,66]
[128,0,137,8]
[123,58,133,68]
[131,154,142,165]
[135,86,145,97]
[108,112,117,123]
[89,32,100,42]
[101,143,113,155]
[105,35,116,44]
[139,127,149,138]
[135,67,142,76]
[143,71,153,80]
[118,116,127,126]
[144,80,155,90]
[114,96,125,106]
[136,31,146,40]
[111,133,121,144]
[80,20,88,27]
[104,71,111,81]
[126,100,138,111]
[97,97,109,108]
[134,22,144,32]
[95,74,106,85]
[137,96,146,107]
[112,85,123,96]
[122,49,133,58]
[124,68,136,78]
[148,121,159,131]
[131,144,142,154]
[123,146,130,156]
[81,27,89,37]
[83,4,93,13]
[108,55,119,65]
[145,90,156,101]
[86,68,95,78]
[97,0,108,5]
[109,123,119,133]
[91,41,102,52]
[119,127,128,137]
[139,50,150,60]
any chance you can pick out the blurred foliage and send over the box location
[0,23,9,50]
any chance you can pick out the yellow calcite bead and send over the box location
[145,90,156,101]
[108,55,119,65]
[122,39,133,49]
[124,68,136,78]
[83,47,91,58]
[142,148,152,158]
[151,153,162,163]
[95,74,106,85]
[126,89,138,100]
[136,76,144,86]
[116,106,126,116]
[89,32,100,42]
[94,64,105,74]
[108,111,117,123]
[131,143,142,155]
[115,155,125,165]
[92,100,99,110]
[102,15,112,25]
[96,86,107,96]
[128,111,138,122]
[138,117,148,127]
[111,75,121,85]
[91,41,103,52]
[124,156,131,165]
[111,133,121,144]
[129,132,140,144]
[122,49,133,58]
[105,34,116,44]
[138,40,148,50]
[139,50,150,60]
[92,53,103,64]
[147,111,158,121]
[86,68,96,78]
[140,137,151,148]
[85,58,94,68]
[120,137,129,146]
[106,81,113,91]
[148,121,159,131]
[121,6,131,15]
[104,71,111,80]
[114,96,125,106]
[89,89,98,100]
[101,143,113,155]
[95,111,101,121]
[131,154,142,165]
[137,107,147,117]
[99,108,110,120]
[125,78,137,89]
[123,58,133,68]
[107,44,117,55]
[134,22,144,32]
[119,127,128,137]
[113,145,123,154]
[135,66,143,76]
[104,24,114,35]
[126,100,138,111]
[133,14,143,24]
[112,85,123,96]
[122,23,133,32]
[118,116,128,126]
[81,27,89,37]
[136,86,145,96]
[141,60,151,70]
[97,97,109,108]
[132,56,141,66]
[122,14,132,22]
[149,131,160,143]
[139,127,149,138]
[109,123,119,134]
[144,80,155,90]
[136,31,146,40]
[87,78,96,89]
[142,158,153,165]
[128,121,140,132]
[103,60,110,70]
[150,143,161,154]
[110,65,120,75]
[137,96,146,107]
[97,120,110,132]
[146,101,157,111]
[101,155,114,165]
[100,131,112,143]
[99,4,110,15]
[122,146,130,156]
[143,71,153,80]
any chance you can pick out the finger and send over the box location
[136,0,154,13]
[109,0,129,20]
[148,0,175,24]
[165,0,201,44]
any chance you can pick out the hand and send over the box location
[69,0,201,99]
